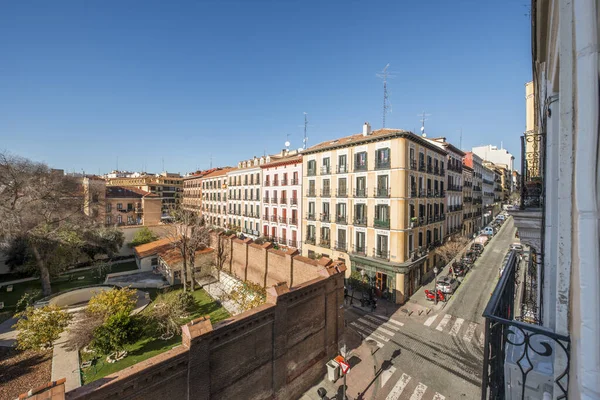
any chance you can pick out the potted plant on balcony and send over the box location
[410,217,418,228]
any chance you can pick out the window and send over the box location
[408,234,413,253]
[307,225,316,239]
[127,216,134,224]
[336,203,347,222]
[337,229,346,250]
[117,203,122,210]
[338,178,347,196]
[354,152,367,170]
[354,204,366,225]
[106,203,112,212]
[307,160,317,175]
[322,157,330,174]
[376,175,389,197]
[308,180,316,195]
[376,148,390,168]
[355,231,366,253]
[117,215,122,224]
[376,234,388,255]
[355,176,366,197]
[320,227,330,245]
[105,215,112,224]
[322,202,330,221]
[322,179,330,196]
[338,154,347,173]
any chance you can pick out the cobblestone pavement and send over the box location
[301,217,517,400]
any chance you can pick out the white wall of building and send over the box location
[472,144,515,171]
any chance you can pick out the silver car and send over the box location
[436,276,459,294]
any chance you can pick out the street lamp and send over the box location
[433,266,439,305]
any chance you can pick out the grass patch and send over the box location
[80,287,229,384]
[0,261,138,315]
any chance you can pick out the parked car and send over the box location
[471,243,484,254]
[497,214,506,221]
[462,253,476,265]
[436,276,460,294]
[453,262,469,277]
[509,243,524,253]
[482,227,494,236]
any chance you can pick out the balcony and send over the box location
[264,180,270,186]
[427,164,433,173]
[336,188,348,197]
[320,166,331,175]
[374,187,390,198]
[320,213,330,223]
[321,188,331,197]
[290,178,299,185]
[336,215,347,224]
[306,190,316,197]
[374,218,390,229]
[271,198,278,204]
[481,251,570,400]
[272,180,279,187]
[410,188,417,198]
[375,160,390,170]
[281,179,288,186]
[335,241,347,251]
[319,239,330,248]
[305,237,316,245]
[354,163,368,172]
[336,165,348,174]
[373,248,390,261]
[352,246,367,256]
[409,217,419,228]
[410,159,417,170]
[278,216,287,224]
[440,167,445,175]
[287,239,299,248]
[307,169,317,177]
[419,162,426,172]
[419,189,427,198]
[434,166,440,175]
[288,218,298,226]
[306,213,316,221]
[263,197,270,204]
[354,217,367,226]
[280,197,287,204]
[290,198,298,206]
[270,215,278,222]
[354,188,367,198]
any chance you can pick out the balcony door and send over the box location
[377,234,388,255]
[377,175,388,193]
[355,231,366,253]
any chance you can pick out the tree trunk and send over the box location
[189,251,195,292]
[31,245,52,296]
[181,240,188,292]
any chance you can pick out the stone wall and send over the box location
[65,262,346,400]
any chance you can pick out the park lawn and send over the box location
[81,287,230,384]
[0,261,138,315]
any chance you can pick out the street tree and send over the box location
[13,305,73,351]
[436,237,470,265]
[90,311,140,356]
[0,153,124,296]
[87,287,138,321]
[213,232,231,279]
[166,206,210,292]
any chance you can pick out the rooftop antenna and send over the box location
[376,63,395,128]
[162,158,165,172]
[209,154,213,169]
[419,111,431,137]
[285,133,291,151]
[303,112,308,149]
[459,128,463,150]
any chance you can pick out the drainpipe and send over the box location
[573,0,600,398]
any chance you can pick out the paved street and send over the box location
[302,217,518,400]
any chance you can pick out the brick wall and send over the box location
[65,263,346,400]
[18,379,66,400]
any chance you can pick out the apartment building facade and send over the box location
[301,124,446,304]
[462,165,475,236]
[227,158,263,237]
[182,169,218,215]
[464,152,484,232]
[261,153,303,249]
[201,168,234,229]
[472,144,515,171]
[83,177,162,226]
[428,138,465,237]
[482,165,495,224]
[105,172,183,218]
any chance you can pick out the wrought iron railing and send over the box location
[481,251,570,400]
[520,132,545,209]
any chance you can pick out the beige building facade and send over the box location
[301,124,447,304]
[462,165,475,236]
[201,168,234,229]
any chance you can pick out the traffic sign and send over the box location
[339,360,350,375]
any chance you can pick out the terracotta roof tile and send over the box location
[134,238,173,258]
[202,167,236,179]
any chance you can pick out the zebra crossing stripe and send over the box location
[449,318,464,337]
[358,318,396,336]
[386,373,412,400]
[381,365,396,388]
[351,321,391,342]
[363,314,402,331]
[350,322,385,348]
[409,382,427,400]
[369,313,405,327]
[436,314,452,331]
[463,322,478,342]
[432,393,446,400]
[424,315,437,327]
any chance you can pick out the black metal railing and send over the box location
[374,187,390,197]
[321,188,331,197]
[375,160,390,170]
[304,237,316,245]
[521,132,545,209]
[354,188,367,198]
[336,215,347,224]
[336,165,348,174]
[336,188,348,197]
[481,251,570,400]
[352,245,367,256]
[373,218,390,228]
[410,159,417,170]
[373,248,390,261]
[335,240,347,251]
[320,213,330,222]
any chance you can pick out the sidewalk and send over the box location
[51,328,82,392]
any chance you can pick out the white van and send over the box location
[482,227,494,236]
[497,214,506,221]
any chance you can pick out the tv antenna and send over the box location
[376,63,395,128]
[303,112,309,149]
[418,111,431,137]
[459,128,463,150]
[285,133,291,150]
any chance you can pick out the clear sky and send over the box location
[0,0,531,174]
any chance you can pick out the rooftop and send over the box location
[133,237,174,258]
[106,186,158,198]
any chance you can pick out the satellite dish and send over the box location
[285,141,290,148]
[420,126,425,132]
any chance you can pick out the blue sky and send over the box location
[0,0,531,174]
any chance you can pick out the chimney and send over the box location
[362,122,371,136]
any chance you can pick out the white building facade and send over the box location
[227,157,265,237]
[261,153,303,249]
[472,144,515,171]
[201,168,232,229]
[481,165,495,224]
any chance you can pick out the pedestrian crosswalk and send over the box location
[424,313,484,346]
[384,372,445,400]
[349,313,404,348]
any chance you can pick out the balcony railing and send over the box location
[321,166,331,175]
[319,239,330,248]
[280,197,287,204]
[287,239,299,248]
[307,169,317,177]
[352,245,367,256]
[354,188,367,198]
[354,163,367,172]
[272,180,279,187]
[290,198,298,205]
[373,218,390,229]
[336,188,348,197]
[335,241,347,251]
[373,248,390,261]
[281,179,288,186]
[336,165,348,174]
[375,160,390,170]
[482,251,570,400]
[374,187,390,197]
[306,213,316,221]
[263,197,270,204]
[304,237,316,245]
[321,188,331,197]
[288,218,298,226]
[354,217,367,226]
[263,215,269,221]
[336,215,347,224]
[278,216,287,224]
[306,190,316,197]
[320,213,330,222]
[410,159,417,170]
[521,132,544,209]
[290,178,299,185]
[270,215,278,222]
